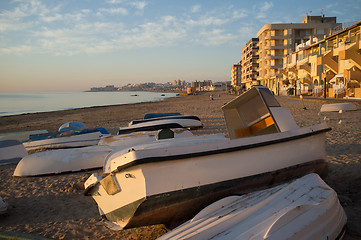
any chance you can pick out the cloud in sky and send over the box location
[256,1,274,19]
[191,4,201,13]
[0,0,252,56]
[0,0,360,92]
[1,0,360,57]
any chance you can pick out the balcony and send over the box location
[269,35,288,40]
[265,54,284,60]
[265,43,288,50]
[270,64,283,69]
[297,56,309,66]
[317,50,338,74]
[286,61,297,69]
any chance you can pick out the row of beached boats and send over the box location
[0,114,202,175]
[0,86,350,239]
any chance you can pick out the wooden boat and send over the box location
[14,130,194,177]
[320,103,357,112]
[84,86,331,230]
[0,140,28,165]
[22,121,109,151]
[118,114,202,134]
[158,173,347,240]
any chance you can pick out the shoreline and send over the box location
[0,91,179,118]
[0,92,360,239]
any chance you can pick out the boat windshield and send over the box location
[259,88,280,107]
[222,87,279,139]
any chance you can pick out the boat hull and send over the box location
[119,159,327,229]
[158,174,347,240]
[0,140,28,165]
[320,103,357,112]
[13,145,114,177]
[86,125,329,230]
[23,131,102,151]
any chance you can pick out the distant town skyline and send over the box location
[1,0,360,92]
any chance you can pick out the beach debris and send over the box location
[339,109,343,114]
[338,120,343,124]
[324,116,330,121]
[0,196,8,215]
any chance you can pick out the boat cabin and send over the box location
[222,86,298,139]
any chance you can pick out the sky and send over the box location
[0,0,360,92]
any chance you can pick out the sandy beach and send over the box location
[0,92,360,240]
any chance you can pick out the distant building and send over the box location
[256,15,342,93]
[90,85,118,92]
[241,38,259,90]
[231,62,242,90]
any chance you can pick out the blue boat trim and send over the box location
[131,115,201,125]
[118,123,184,135]
[144,113,181,119]
[0,140,22,148]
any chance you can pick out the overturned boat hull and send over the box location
[23,131,102,151]
[85,123,330,230]
[158,173,347,240]
[13,145,114,177]
[320,103,357,112]
[118,115,203,134]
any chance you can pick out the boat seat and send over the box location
[235,116,276,138]
[158,129,174,140]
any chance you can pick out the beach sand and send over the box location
[0,92,360,239]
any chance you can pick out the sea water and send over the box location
[0,91,178,117]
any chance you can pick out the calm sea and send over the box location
[0,91,178,117]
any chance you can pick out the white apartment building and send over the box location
[256,16,342,93]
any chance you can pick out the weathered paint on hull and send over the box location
[103,159,327,229]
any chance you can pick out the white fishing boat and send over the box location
[158,173,347,240]
[0,140,28,165]
[320,102,357,112]
[118,114,202,134]
[84,86,331,230]
[14,130,194,177]
[22,121,110,151]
